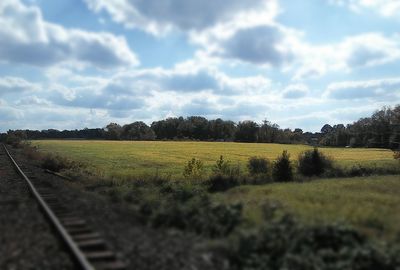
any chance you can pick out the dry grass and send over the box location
[31,140,396,178]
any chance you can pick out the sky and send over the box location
[0,0,399,132]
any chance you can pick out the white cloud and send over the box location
[15,96,51,106]
[293,33,400,79]
[0,76,40,95]
[211,25,294,66]
[48,66,273,115]
[330,0,400,17]
[282,84,309,99]
[0,0,138,68]
[325,77,400,100]
[84,0,278,35]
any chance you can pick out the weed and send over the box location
[183,158,204,179]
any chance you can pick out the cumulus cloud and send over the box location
[50,84,146,111]
[216,25,293,66]
[0,76,40,95]
[84,0,277,34]
[49,67,273,115]
[342,34,400,68]
[282,84,309,99]
[330,0,400,17]
[293,33,400,79]
[325,78,400,100]
[0,0,138,68]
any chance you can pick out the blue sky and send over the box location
[0,0,399,132]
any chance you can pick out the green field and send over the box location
[214,175,400,241]
[31,140,400,241]
[32,140,396,178]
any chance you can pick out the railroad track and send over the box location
[2,144,126,270]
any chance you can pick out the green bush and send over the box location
[272,150,293,182]
[148,195,243,237]
[5,134,22,148]
[298,148,333,177]
[205,174,240,192]
[228,216,398,270]
[212,155,231,175]
[248,157,269,175]
[183,158,204,179]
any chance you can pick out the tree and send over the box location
[258,120,280,143]
[122,122,155,140]
[321,124,333,134]
[105,123,122,140]
[235,121,259,142]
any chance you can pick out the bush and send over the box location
[205,174,240,192]
[228,215,398,270]
[212,155,231,176]
[183,158,204,179]
[248,157,269,175]
[41,154,73,172]
[298,148,333,177]
[148,195,243,237]
[5,134,22,148]
[272,150,293,182]
[21,144,42,160]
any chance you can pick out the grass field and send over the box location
[214,175,400,241]
[30,140,400,241]
[32,140,397,178]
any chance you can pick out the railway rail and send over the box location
[2,144,126,270]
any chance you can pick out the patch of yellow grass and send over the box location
[32,140,395,178]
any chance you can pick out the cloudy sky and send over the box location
[1,0,399,132]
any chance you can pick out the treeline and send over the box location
[1,105,399,149]
[0,117,307,144]
[319,105,400,149]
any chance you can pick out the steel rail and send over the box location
[2,144,95,270]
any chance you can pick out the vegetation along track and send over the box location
[1,144,126,270]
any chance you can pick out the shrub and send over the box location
[298,148,333,177]
[212,155,231,176]
[228,216,398,270]
[5,134,22,148]
[22,144,42,160]
[272,150,293,182]
[183,158,204,179]
[41,154,72,172]
[149,195,243,237]
[205,174,240,192]
[248,157,269,175]
[160,182,206,203]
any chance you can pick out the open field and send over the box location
[30,140,400,241]
[214,175,400,241]
[32,140,396,178]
